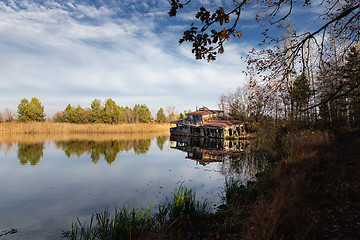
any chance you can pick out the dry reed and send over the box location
[0,122,170,143]
[245,130,333,240]
[0,122,170,134]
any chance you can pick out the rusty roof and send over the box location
[188,110,223,116]
[201,119,242,128]
[170,119,184,124]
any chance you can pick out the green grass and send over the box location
[62,184,211,240]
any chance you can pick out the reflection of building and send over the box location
[170,107,248,138]
[170,135,248,164]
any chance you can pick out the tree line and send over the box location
[0,98,189,124]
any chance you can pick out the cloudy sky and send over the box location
[0,0,320,117]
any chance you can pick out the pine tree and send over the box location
[29,98,46,122]
[90,99,104,123]
[17,98,31,122]
[156,108,167,123]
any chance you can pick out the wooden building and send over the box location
[170,107,248,138]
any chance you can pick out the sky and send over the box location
[0,0,321,118]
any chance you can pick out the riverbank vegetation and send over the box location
[0,122,171,135]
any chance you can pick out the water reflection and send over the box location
[0,135,270,239]
[170,135,248,163]
[17,143,44,166]
[10,137,166,166]
[55,138,156,164]
[170,136,268,182]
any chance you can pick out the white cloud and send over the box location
[0,0,250,117]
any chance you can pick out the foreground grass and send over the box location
[0,122,171,135]
[62,185,211,240]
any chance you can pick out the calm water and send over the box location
[0,135,267,239]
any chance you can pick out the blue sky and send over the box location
[0,0,321,117]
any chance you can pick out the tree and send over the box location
[165,105,177,122]
[170,0,360,108]
[90,99,104,123]
[17,97,46,122]
[62,104,76,123]
[124,106,132,123]
[103,98,119,124]
[17,98,31,122]
[133,104,151,123]
[156,108,167,123]
[52,112,63,122]
[291,74,310,121]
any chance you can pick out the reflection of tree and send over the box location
[132,139,151,155]
[60,140,91,158]
[55,139,151,164]
[156,136,168,151]
[17,143,44,166]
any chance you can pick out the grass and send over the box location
[62,184,211,240]
[0,122,171,135]
[244,129,334,240]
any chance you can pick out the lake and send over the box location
[0,134,267,239]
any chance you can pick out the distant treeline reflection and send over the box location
[11,136,168,166]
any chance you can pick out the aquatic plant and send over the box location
[62,206,152,240]
[63,185,211,240]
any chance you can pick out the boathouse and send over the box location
[170,107,247,138]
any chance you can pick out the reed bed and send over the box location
[0,132,170,144]
[0,122,171,135]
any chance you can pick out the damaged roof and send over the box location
[201,119,242,128]
[188,110,223,116]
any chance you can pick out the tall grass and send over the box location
[0,122,171,135]
[156,184,211,230]
[63,185,211,240]
[62,206,152,240]
[244,130,333,240]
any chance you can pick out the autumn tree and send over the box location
[103,98,123,124]
[170,0,360,115]
[166,105,177,122]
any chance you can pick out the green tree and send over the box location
[90,99,104,123]
[133,104,151,123]
[291,74,310,121]
[104,98,123,124]
[17,98,31,122]
[28,98,46,122]
[62,104,76,123]
[17,98,46,122]
[156,108,167,123]
[73,105,90,124]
